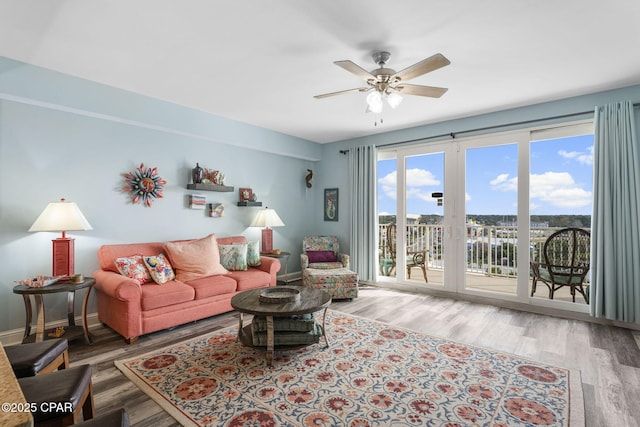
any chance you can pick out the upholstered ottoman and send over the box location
[302,267,358,299]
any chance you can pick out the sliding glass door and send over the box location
[403,151,446,286]
[528,126,594,305]
[463,136,522,297]
[377,142,452,288]
[377,121,593,311]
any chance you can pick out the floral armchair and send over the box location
[301,236,358,299]
[300,235,350,270]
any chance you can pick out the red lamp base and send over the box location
[52,237,75,277]
[261,228,273,254]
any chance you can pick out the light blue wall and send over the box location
[0,58,323,336]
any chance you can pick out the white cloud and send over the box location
[489,170,592,209]
[558,145,593,165]
[378,171,396,186]
[406,168,440,202]
[406,168,440,187]
[378,168,441,202]
[379,171,397,200]
[530,171,591,208]
[490,173,517,191]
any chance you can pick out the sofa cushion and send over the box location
[114,255,151,285]
[219,243,248,271]
[140,280,195,311]
[164,234,228,282]
[186,275,238,299]
[143,254,175,284]
[247,241,261,267]
[227,269,272,291]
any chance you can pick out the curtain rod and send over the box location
[339,102,639,153]
[376,109,594,149]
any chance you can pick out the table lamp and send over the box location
[250,207,284,254]
[28,198,93,276]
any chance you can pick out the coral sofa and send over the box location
[93,234,280,343]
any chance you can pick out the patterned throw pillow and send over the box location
[143,254,176,284]
[307,250,337,263]
[246,241,261,267]
[114,255,152,285]
[219,243,248,271]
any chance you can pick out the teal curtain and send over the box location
[591,101,640,323]
[349,145,378,282]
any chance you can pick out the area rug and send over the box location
[115,311,584,426]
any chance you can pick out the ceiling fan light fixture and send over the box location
[387,92,403,109]
[314,52,449,115]
[366,91,383,113]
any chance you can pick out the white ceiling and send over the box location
[1,0,640,144]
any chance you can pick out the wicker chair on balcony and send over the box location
[387,224,428,282]
[530,227,590,303]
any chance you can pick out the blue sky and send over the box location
[378,134,594,216]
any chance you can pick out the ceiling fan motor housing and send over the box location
[370,52,400,93]
[372,51,391,67]
[370,68,398,93]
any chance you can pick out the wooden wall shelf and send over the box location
[187,183,234,192]
[237,201,262,207]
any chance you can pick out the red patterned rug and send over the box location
[115,310,584,426]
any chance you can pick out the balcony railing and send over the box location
[378,223,589,279]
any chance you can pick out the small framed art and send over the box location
[239,188,253,202]
[189,194,206,210]
[324,188,338,221]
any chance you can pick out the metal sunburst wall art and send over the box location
[122,163,167,207]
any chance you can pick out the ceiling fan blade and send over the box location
[395,84,448,98]
[314,87,369,99]
[391,53,450,82]
[334,60,375,81]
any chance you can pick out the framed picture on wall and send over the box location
[324,188,338,221]
[239,188,253,202]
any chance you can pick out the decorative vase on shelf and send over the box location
[192,163,204,184]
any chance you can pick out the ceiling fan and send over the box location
[314,51,450,113]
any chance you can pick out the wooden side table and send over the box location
[12,277,96,345]
[261,251,290,284]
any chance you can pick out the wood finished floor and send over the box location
[69,285,640,427]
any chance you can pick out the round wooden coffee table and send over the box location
[230,286,331,365]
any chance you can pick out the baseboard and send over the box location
[0,313,101,346]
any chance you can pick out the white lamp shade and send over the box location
[29,199,93,232]
[250,208,284,228]
[366,91,383,113]
[387,92,403,109]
